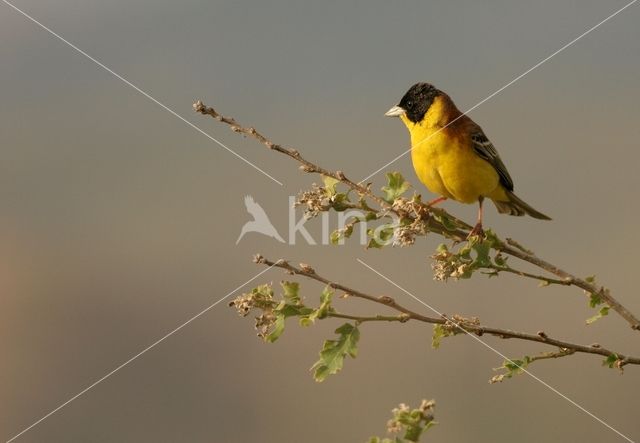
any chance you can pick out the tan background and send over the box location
[2,0,639,441]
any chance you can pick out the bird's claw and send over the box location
[467,223,485,240]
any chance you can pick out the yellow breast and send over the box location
[401,101,501,204]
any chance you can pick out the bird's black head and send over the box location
[396,83,441,123]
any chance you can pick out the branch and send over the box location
[194,101,640,331]
[496,242,640,331]
[193,100,470,241]
[254,255,640,367]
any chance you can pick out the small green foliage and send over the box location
[602,353,625,372]
[586,306,610,325]
[281,281,301,305]
[303,286,334,324]
[603,354,618,368]
[331,192,351,211]
[382,172,410,203]
[232,282,363,382]
[431,237,491,281]
[265,313,286,343]
[430,232,522,282]
[493,252,507,267]
[602,353,626,373]
[369,400,437,443]
[431,315,479,349]
[431,324,460,349]
[247,284,275,308]
[589,292,603,308]
[468,235,492,268]
[312,323,360,382]
[431,211,458,231]
[584,281,611,324]
[367,225,395,249]
[330,227,348,245]
[490,356,532,383]
[266,299,314,343]
[431,325,448,349]
[322,175,339,196]
[330,213,376,245]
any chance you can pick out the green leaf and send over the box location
[586,306,610,325]
[330,222,355,245]
[432,323,465,349]
[490,357,531,383]
[322,175,339,196]
[603,353,619,368]
[281,281,301,305]
[483,229,499,245]
[433,212,458,231]
[470,238,492,268]
[265,302,313,343]
[302,286,334,324]
[331,193,351,211]
[589,292,603,308]
[278,303,313,317]
[265,313,286,343]
[381,172,410,203]
[364,211,378,221]
[431,325,447,349]
[317,286,334,318]
[330,229,342,245]
[493,253,507,267]
[367,225,394,249]
[312,323,360,382]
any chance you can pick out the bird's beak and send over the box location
[384,105,406,117]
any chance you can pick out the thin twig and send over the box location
[496,242,640,330]
[193,101,469,241]
[527,348,577,364]
[328,312,410,323]
[487,264,571,286]
[255,255,640,366]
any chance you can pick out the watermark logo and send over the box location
[237,195,400,246]
[236,195,285,244]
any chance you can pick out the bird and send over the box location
[385,82,550,237]
[236,195,285,244]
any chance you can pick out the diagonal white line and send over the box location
[360,0,638,184]
[1,0,284,186]
[357,258,636,443]
[5,262,279,443]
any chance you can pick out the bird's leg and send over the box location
[427,196,447,207]
[468,197,485,239]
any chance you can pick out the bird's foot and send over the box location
[467,223,485,240]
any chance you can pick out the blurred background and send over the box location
[2,0,639,441]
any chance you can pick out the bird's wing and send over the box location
[470,130,514,191]
[244,195,269,219]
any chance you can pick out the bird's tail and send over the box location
[493,191,551,220]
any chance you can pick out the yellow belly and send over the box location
[409,129,505,204]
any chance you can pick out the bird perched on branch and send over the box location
[385,82,550,237]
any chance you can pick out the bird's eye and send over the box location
[406,100,413,108]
